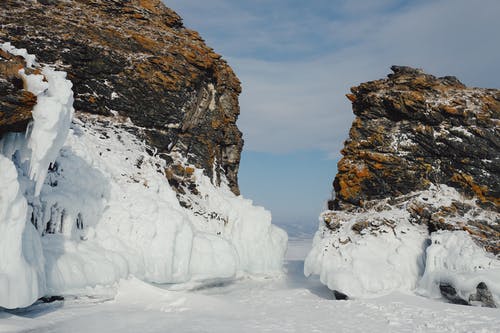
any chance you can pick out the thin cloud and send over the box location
[165,0,500,156]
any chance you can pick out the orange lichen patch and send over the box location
[359,151,397,164]
[131,12,146,20]
[414,123,433,134]
[410,75,433,89]
[177,43,214,70]
[463,226,489,240]
[138,0,161,13]
[366,131,386,146]
[88,96,96,103]
[130,32,160,51]
[401,91,425,107]
[346,93,357,102]
[166,164,197,180]
[451,172,499,207]
[134,61,183,91]
[371,162,385,170]
[481,94,500,114]
[440,105,459,115]
[211,119,222,129]
[336,159,373,201]
[0,60,24,78]
[475,108,492,122]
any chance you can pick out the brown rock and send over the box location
[0,50,37,136]
[1,0,243,195]
[333,66,500,210]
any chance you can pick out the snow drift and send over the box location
[0,43,286,309]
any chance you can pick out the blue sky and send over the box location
[165,0,500,231]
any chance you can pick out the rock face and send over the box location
[0,0,243,194]
[0,49,37,136]
[334,66,499,210]
[0,4,287,309]
[306,66,499,306]
[331,66,500,253]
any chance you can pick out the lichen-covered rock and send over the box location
[0,0,243,194]
[329,66,500,251]
[333,66,499,209]
[0,49,37,136]
[307,66,500,304]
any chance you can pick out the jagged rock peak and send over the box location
[1,0,243,194]
[334,66,499,210]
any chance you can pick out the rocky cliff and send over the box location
[306,66,499,307]
[333,66,499,210]
[0,1,287,310]
[1,0,243,195]
[331,66,499,253]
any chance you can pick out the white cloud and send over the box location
[166,0,500,155]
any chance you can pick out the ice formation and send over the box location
[0,42,73,308]
[304,201,428,298]
[418,230,500,305]
[0,43,286,309]
[305,186,500,304]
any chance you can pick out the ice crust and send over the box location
[304,205,428,298]
[305,186,500,303]
[0,42,73,308]
[418,230,500,305]
[0,43,286,309]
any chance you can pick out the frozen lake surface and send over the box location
[1,237,499,333]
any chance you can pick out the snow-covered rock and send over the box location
[0,43,286,309]
[305,185,500,306]
[307,67,499,306]
[304,210,428,298]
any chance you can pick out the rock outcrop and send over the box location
[330,66,499,253]
[306,66,499,307]
[333,66,499,210]
[0,0,243,195]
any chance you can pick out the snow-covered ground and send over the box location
[2,237,499,333]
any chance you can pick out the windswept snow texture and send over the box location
[305,186,500,303]
[0,43,286,309]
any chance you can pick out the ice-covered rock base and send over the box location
[305,186,500,307]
